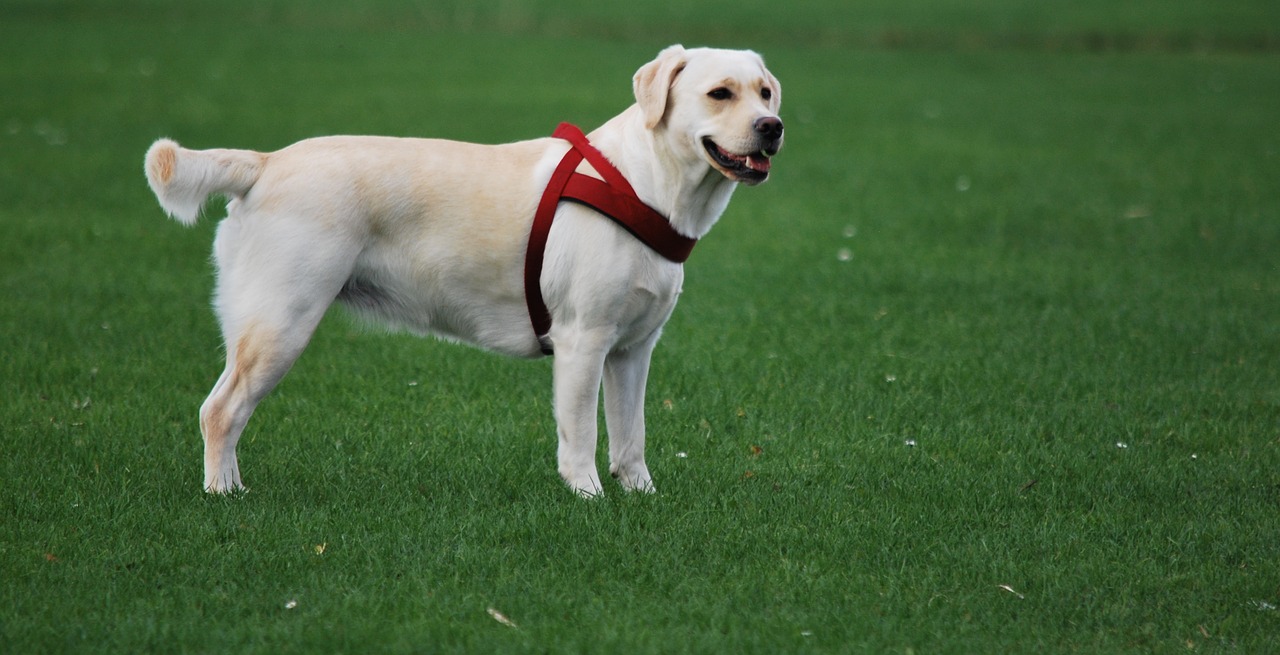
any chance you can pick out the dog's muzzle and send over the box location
[753,116,784,156]
[703,116,784,185]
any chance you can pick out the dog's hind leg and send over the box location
[197,217,356,493]
[199,318,326,493]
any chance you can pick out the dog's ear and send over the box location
[764,63,782,111]
[633,44,688,130]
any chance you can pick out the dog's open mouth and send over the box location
[703,138,772,184]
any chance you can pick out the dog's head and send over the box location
[634,45,784,186]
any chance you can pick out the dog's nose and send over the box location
[753,116,784,141]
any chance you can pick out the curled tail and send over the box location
[144,138,265,225]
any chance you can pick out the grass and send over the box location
[2,1,1279,652]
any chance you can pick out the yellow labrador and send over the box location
[143,44,784,495]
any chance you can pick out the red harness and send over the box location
[524,123,697,355]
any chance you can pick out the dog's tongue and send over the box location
[717,144,772,174]
[747,154,772,173]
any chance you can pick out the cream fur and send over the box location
[143,45,784,496]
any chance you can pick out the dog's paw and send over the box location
[610,463,655,493]
[562,472,604,498]
[204,468,245,495]
[623,478,656,494]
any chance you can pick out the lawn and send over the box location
[2,1,1278,652]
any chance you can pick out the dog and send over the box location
[143,44,784,496]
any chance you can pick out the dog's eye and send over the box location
[707,88,733,101]
[761,88,773,101]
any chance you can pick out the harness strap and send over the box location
[523,123,697,356]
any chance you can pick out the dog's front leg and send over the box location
[552,329,611,496]
[603,334,659,493]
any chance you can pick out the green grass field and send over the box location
[3,1,1278,652]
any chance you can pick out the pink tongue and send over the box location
[717,144,772,173]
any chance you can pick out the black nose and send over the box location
[754,116,784,141]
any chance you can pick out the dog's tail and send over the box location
[144,138,265,225]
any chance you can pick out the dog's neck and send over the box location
[588,108,738,240]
